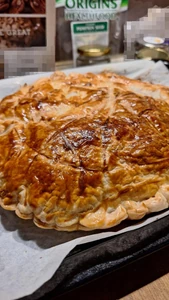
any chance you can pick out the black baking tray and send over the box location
[21,211,169,300]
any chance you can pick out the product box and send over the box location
[56,0,128,63]
[0,0,55,78]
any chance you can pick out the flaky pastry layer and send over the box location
[1,71,169,231]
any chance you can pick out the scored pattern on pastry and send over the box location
[1,71,169,231]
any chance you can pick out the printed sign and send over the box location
[0,0,55,77]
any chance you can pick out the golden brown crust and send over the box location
[1,71,169,231]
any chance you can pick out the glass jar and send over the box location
[76,45,111,67]
[135,36,169,62]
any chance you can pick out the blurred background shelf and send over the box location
[55,54,125,71]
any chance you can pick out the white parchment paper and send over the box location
[0,60,169,300]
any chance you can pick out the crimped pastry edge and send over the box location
[0,184,169,231]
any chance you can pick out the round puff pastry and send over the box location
[0,71,169,231]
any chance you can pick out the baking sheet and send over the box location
[0,60,169,300]
[29,212,169,300]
